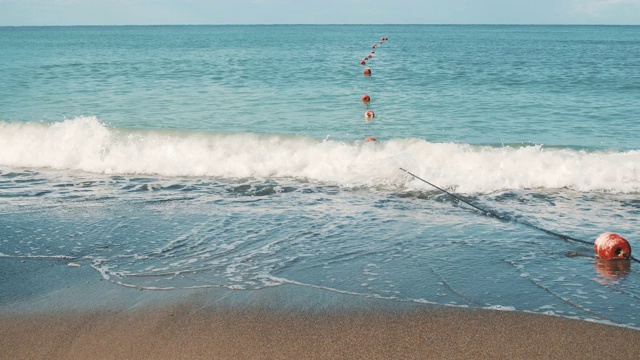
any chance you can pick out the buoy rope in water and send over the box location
[399,168,640,264]
[360,37,384,140]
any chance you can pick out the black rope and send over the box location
[399,167,640,263]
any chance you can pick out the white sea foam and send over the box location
[1,117,639,193]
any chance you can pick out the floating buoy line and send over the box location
[353,37,634,265]
[358,35,389,142]
[399,168,638,264]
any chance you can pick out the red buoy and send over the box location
[364,137,377,142]
[372,44,377,48]
[368,54,373,59]
[363,68,371,76]
[371,50,375,54]
[360,60,366,65]
[594,232,632,260]
[361,94,371,103]
[365,110,375,119]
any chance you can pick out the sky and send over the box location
[0,0,639,26]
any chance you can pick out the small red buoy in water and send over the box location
[594,232,632,260]
[363,68,371,76]
[368,54,373,59]
[364,137,377,142]
[361,94,370,103]
[371,50,375,54]
[365,110,375,119]
[372,44,377,48]
[360,60,366,65]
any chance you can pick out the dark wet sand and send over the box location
[2,304,639,360]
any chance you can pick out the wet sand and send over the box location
[2,304,639,360]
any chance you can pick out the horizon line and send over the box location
[2,23,640,27]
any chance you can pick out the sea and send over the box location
[1,25,639,328]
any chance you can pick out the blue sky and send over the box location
[1,0,639,26]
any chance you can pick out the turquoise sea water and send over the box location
[1,25,639,327]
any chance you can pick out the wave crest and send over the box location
[1,117,639,193]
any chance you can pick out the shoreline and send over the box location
[2,258,640,359]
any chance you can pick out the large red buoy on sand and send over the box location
[364,137,377,142]
[594,232,632,260]
[365,110,375,119]
[361,94,371,103]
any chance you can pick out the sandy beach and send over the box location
[2,304,639,359]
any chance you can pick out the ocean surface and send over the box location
[1,25,639,327]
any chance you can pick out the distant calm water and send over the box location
[1,25,639,327]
